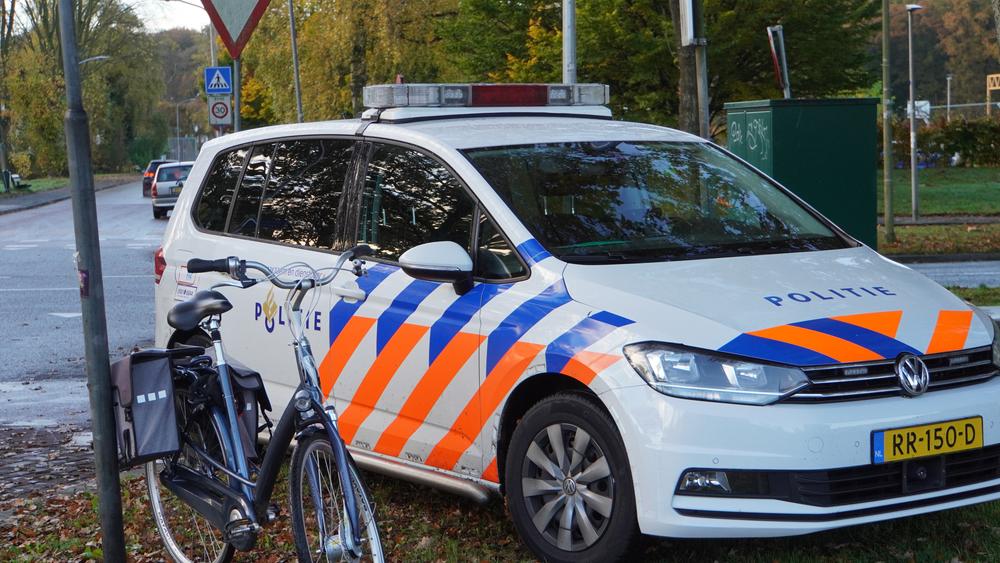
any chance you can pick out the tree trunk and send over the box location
[668,0,698,134]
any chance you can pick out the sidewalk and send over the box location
[878,215,1000,226]
[0,174,139,216]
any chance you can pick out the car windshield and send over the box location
[157,165,191,183]
[463,141,848,263]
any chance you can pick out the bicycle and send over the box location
[145,245,384,562]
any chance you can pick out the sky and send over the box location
[133,0,212,32]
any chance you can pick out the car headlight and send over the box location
[623,342,809,406]
[970,306,999,368]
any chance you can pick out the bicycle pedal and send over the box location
[224,517,259,551]
[264,503,281,523]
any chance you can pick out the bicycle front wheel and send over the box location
[290,432,384,562]
[146,389,234,563]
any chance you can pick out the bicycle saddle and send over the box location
[167,290,233,331]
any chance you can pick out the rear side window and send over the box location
[258,139,354,247]
[228,144,275,238]
[358,144,475,262]
[196,148,248,232]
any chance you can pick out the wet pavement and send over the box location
[0,425,95,509]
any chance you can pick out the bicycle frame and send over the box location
[166,259,367,555]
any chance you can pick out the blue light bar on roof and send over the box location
[362,83,610,109]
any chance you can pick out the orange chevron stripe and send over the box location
[374,332,485,457]
[831,310,904,338]
[339,323,429,445]
[425,341,544,472]
[749,325,882,363]
[561,351,622,385]
[926,310,974,354]
[482,457,499,483]
[319,316,376,398]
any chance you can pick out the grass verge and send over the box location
[8,469,1000,561]
[877,167,1000,216]
[0,173,136,199]
[878,223,1000,255]
[949,286,1000,306]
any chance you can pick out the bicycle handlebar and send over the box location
[186,257,231,274]
[186,244,373,294]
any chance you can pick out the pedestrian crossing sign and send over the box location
[204,66,233,95]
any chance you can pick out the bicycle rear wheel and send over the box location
[290,432,384,562]
[146,389,234,563]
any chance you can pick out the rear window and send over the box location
[157,165,192,182]
[146,160,173,173]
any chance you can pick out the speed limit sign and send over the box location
[208,95,232,125]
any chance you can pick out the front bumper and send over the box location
[601,377,1000,538]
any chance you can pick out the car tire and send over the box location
[143,186,150,197]
[504,392,640,563]
[153,208,165,219]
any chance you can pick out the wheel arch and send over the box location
[495,372,613,493]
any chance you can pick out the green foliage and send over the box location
[923,119,1000,167]
[5,0,164,176]
[888,118,1000,168]
[440,0,878,129]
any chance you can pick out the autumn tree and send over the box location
[9,0,163,174]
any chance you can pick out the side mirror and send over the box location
[399,241,474,294]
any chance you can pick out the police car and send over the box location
[154,83,1000,562]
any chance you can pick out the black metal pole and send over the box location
[57,0,126,559]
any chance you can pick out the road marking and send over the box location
[126,244,151,249]
[3,244,38,250]
[49,312,82,318]
[0,287,76,292]
[20,239,49,243]
[105,274,153,278]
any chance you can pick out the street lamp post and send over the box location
[882,0,895,243]
[906,4,923,222]
[288,0,304,122]
[563,0,576,84]
[946,74,953,122]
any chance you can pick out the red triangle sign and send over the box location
[202,0,272,60]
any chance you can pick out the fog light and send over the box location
[679,471,731,493]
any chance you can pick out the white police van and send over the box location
[155,83,1000,562]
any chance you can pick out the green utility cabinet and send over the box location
[724,98,879,247]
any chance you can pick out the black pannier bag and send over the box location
[110,347,202,469]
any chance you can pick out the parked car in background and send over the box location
[151,161,193,219]
[142,158,176,197]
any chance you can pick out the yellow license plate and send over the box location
[872,416,983,464]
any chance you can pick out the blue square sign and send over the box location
[204,66,233,95]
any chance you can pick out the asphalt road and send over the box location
[908,260,1000,289]
[0,181,165,426]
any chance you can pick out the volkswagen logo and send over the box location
[896,354,930,397]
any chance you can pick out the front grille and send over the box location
[676,444,1000,508]
[792,445,1000,506]
[786,347,997,403]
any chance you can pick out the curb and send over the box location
[0,178,138,217]
[889,253,1000,264]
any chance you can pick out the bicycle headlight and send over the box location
[623,342,809,406]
